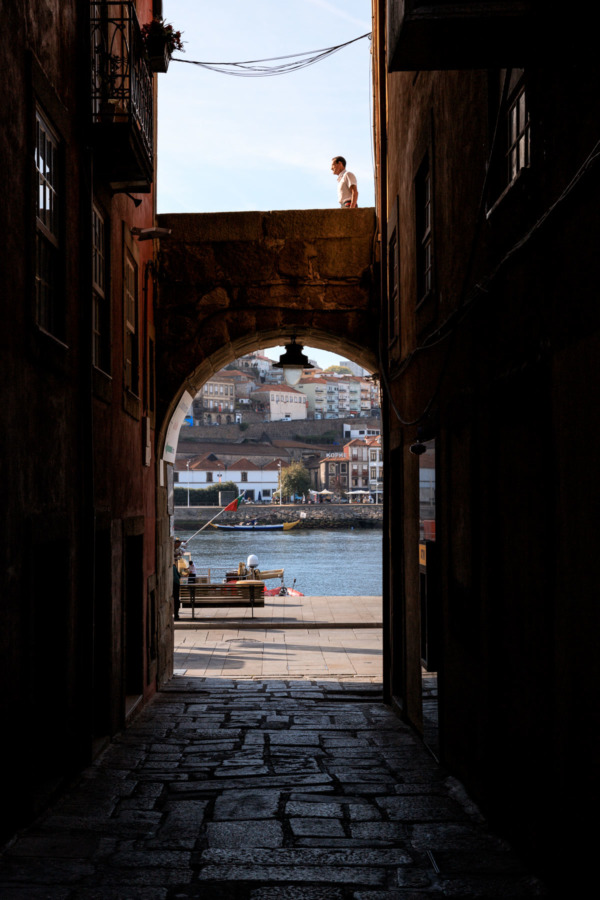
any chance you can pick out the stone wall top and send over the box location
[158,208,376,243]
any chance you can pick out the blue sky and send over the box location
[157,0,373,215]
[157,0,373,369]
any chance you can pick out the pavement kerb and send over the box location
[175,619,383,629]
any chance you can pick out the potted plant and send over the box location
[141,17,184,73]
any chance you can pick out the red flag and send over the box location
[223,492,245,512]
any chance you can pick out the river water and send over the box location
[176,527,382,597]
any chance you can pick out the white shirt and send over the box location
[337,169,358,206]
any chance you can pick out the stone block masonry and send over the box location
[0,680,548,896]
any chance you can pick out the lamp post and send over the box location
[278,461,282,506]
[186,460,190,507]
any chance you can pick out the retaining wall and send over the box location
[173,503,382,530]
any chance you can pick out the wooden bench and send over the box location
[179,580,265,618]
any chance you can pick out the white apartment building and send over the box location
[249,384,308,421]
[295,377,328,419]
[324,378,339,418]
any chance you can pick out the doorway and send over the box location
[419,440,439,759]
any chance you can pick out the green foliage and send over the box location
[279,461,311,500]
[324,365,353,374]
[296,431,338,444]
[174,480,238,506]
[238,421,250,431]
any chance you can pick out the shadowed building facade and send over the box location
[1,2,600,894]
[371,0,600,891]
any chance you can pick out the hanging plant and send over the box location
[141,17,185,73]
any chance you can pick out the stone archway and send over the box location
[155,208,378,436]
[152,208,379,680]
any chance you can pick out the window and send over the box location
[148,333,156,417]
[415,154,433,305]
[124,252,139,395]
[488,69,531,204]
[241,472,248,482]
[387,197,400,343]
[92,204,110,372]
[507,79,530,184]
[388,228,399,339]
[419,468,436,505]
[206,472,213,483]
[35,108,64,339]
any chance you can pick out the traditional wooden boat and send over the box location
[210,520,299,532]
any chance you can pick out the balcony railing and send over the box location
[91,2,154,191]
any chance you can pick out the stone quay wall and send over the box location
[173,503,382,531]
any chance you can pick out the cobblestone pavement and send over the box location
[0,678,548,898]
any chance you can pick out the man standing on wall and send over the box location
[331,156,358,208]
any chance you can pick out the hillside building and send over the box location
[249,384,308,422]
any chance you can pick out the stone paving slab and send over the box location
[175,595,383,630]
[174,624,383,681]
[0,679,549,898]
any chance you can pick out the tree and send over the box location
[324,365,353,374]
[279,461,311,500]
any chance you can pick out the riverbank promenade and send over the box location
[0,598,549,897]
[175,595,383,681]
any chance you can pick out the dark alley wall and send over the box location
[0,0,162,839]
[373,2,600,890]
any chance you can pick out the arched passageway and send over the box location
[152,209,381,682]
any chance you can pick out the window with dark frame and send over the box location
[92,204,110,373]
[148,334,156,416]
[388,228,399,339]
[415,154,433,305]
[507,79,530,185]
[124,251,139,395]
[488,69,531,205]
[35,108,64,340]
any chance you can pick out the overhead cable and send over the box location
[172,32,371,77]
